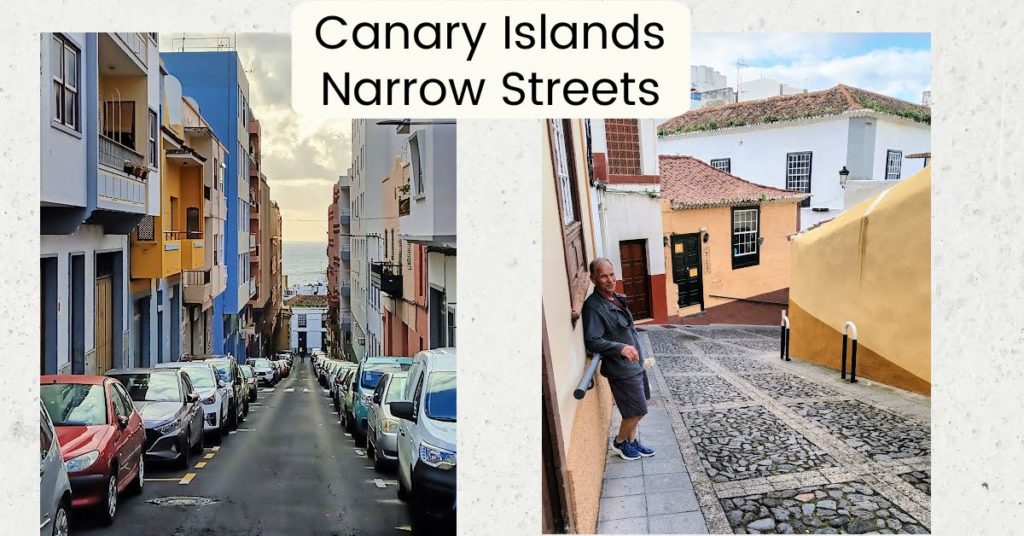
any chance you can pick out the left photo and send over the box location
[39,33,456,535]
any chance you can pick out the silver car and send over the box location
[40,402,71,536]
[366,371,409,471]
[155,362,229,442]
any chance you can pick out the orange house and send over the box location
[659,155,808,324]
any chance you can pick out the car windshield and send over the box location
[424,372,456,422]
[239,366,253,379]
[385,376,407,402]
[206,361,231,382]
[361,364,399,390]
[109,373,181,402]
[40,384,108,426]
[181,367,217,390]
[251,359,271,368]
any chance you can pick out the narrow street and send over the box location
[74,360,410,536]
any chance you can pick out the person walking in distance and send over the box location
[581,258,655,461]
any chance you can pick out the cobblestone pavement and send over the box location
[640,325,931,534]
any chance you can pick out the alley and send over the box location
[74,360,410,536]
[597,325,931,534]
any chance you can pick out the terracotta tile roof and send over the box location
[284,294,329,308]
[659,155,809,209]
[658,84,930,136]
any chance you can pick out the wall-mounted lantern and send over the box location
[839,166,850,189]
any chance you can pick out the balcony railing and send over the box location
[113,33,148,68]
[164,230,186,241]
[249,277,257,298]
[184,269,211,286]
[370,262,403,298]
[340,245,351,262]
[341,210,351,225]
[99,135,146,173]
[398,197,411,217]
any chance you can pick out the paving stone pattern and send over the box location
[898,470,931,496]
[666,374,752,406]
[722,480,928,534]
[742,372,841,400]
[657,353,714,374]
[648,331,699,355]
[720,338,783,353]
[707,354,778,373]
[682,406,838,483]
[788,400,931,461]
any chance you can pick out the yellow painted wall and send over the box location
[542,120,609,534]
[789,168,931,393]
[97,75,147,153]
[662,201,799,317]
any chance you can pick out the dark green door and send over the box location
[670,234,703,309]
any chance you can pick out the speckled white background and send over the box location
[2,1,1023,535]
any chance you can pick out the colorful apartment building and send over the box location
[326,175,353,358]
[41,33,161,374]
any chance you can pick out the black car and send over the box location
[106,368,205,469]
[203,357,247,430]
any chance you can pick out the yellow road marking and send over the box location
[144,478,181,482]
[204,453,216,460]
[195,461,208,469]
[212,446,221,451]
[178,473,197,485]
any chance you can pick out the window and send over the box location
[885,150,903,180]
[40,409,54,461]
[710,158,731,173]
[786,152,812,208]
[604,119,641,175]
[51,34,80,130]
[148,109,158,167]
[102,101,136,148]
[548,119,589,320]
[409,132,425,196]
[298,314,307,328]
[731,207,760,269]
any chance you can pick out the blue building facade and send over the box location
[162,51,254,361]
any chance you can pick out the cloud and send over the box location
[161,33,352,241]
[692,33,931,102]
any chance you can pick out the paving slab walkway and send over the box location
[596,324,930,534]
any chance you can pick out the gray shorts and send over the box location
[608,371,649,419]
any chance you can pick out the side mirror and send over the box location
[218,379,227,388]
[389,401,416,422]
[372,393,382,405]
[187,392,200,403]
[116,415,129,429]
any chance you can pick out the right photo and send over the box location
[542,33,931,534]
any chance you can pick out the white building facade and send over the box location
[658,85,931,229]
[288,301,328,355]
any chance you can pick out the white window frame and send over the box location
[710,158,731,173]
[732,208,759,258]
[409,131,425,197]
[885,150,903,181]
[51,34,80,131]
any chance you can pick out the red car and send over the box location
[40,375,146,524]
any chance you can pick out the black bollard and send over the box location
[780,324,786,360]
[850,339,858,383]
[784,327,791,361]
[840,333,848,380]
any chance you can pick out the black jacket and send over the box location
[581,291,645,380]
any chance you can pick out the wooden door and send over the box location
[618,240,651,319]
[670,234,704,309]
[95,275,113,373]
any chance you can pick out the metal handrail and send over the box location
[841,321,859,383]
[780,310,791,361]
[573,354,603,400]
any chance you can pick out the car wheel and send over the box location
[345,413,355,433]
[366,435,376,460]
[191,425,205,455]
[52,501,69,536]
[228,401,238,431]
[99,472,117,525]
[127,457,144,495]
[178,434,191,470]
[212,423,223,445]
[397,474,410,501]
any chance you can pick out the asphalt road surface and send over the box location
[75,360,411,536]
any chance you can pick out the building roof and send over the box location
[906,152,931,159]
[659,155,809,209]
[658,84,930,136]
[284,294,330,308]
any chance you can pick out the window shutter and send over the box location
[548,120,589,321]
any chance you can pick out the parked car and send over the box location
[154,362,229,443]
[106,368,205,469]
[339,368,360,431]
[40,375,146,524]
[352,357,415,443]
[331,363,358,409]
[391,348,456,530]
[247,358,276,386]
[40,402,71,536]
[204,357,247,429]
[366,371,409,471]
[239,365,258,402]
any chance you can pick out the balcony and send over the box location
[249,233,257,251]
[340,312,352,331]
[183,269,213,307]
[249,277,257,299]
[96,135,148,214]
[341,209,351,225]
[370,262,403,298]
[340,245,351,262]
[180,235,205,270]
[113,33,149,69]
[341,281,351,297]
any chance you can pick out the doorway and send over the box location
[70,255,85,374]
[41,257,58,375]
[429,287,445,349]
[298,331,308,354]
[670,233,704,309]
[95,273,113,373]
[618,240,652,319]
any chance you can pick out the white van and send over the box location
[390,347,456,529]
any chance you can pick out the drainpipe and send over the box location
[840,321,858,382]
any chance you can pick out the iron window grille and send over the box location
[710,158,731,173]
[731,206,760,269]
[885,150,903,180]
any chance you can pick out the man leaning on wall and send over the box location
[581,257,655,461]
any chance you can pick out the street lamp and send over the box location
[839,166,850,189]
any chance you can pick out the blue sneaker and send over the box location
[632,439,655,457]
[611,439,641,460]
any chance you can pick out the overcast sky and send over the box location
[161,33,351,242]
[693,33,931,103]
